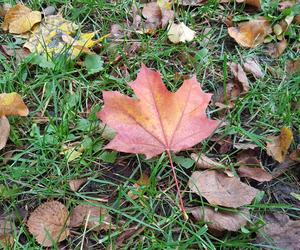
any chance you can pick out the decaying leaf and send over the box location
[228,62,250,92]
[237,0,261,8]
[0,215,14,249]
[69,178,87,192]
[0,116,10,150]
[69,201,113,231]
[142,0,174,31]
[188,170,259,208]
[167,22,196,44]
[189,206,250,232]
[0,45,30,62]
[128,173,150,200]
[191,153,223,169]
[0,92,29,116]
[1,3,41,34]
[27,201,70,247]
[267,39,288,58]
[267,127,293,163]
[211,135,233,154]
[256,213,300,250]
[243,58,263,78]
[290,144,300,162]
[228,17,271,48]
[286,57,300,74]
[238,166,272,182]
[97,64,219,159]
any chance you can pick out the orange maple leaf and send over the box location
[97,65,218,159]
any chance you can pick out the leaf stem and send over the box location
[166,150,188,220]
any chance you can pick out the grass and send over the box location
[1,0,300,249]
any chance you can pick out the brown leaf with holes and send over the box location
[189,206,250,232]
[243,58,263,78]
[228,17,271,48]
[27,201,70,247]
[188,170,259,208]
[0,93,29,117]
[70,200,113,231]
[256,213,300,250]
[69,178,87,192]
[267,127,293,163]
[228,62,250,92]
[0,116,10,150]
[1,3,41,34]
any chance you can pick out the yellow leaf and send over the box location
[0,93,29,116]
[1,3,41,34]
[267,127,293,162]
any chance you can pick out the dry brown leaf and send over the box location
[188,170,259,208]
[0,45,30,62]
[191,153,223,169]
[237,0,261,8]
[238,166,273,182]
[128,173,150,200]
[228,62,250,92]
[70,200,113,231]
[189,206,250,232]
[0,116,10,150]
[228,17,271,48]
[243,58,263,78]
[1,3,41,34]
[0,93,29,116]
[256,213,300,250]
[289,144,300,162]
[267,39,288,58]
[267,127,293,163]
[69,178,87,192]
[27,201,70,247]
[214,81,242,109]
[286,57,300,74]
[114,226,145,248]
[167,22,196,44]
[211,135,233,154]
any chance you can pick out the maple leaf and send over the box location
[98,65,218,218]
[97,64,219,159]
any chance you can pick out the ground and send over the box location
[0,0,300,249]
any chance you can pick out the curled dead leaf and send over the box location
[0,116,10,150]
[243,58,263,78]
[191,153,223,169]
[188,170,259,208]
[228,62,250,92]
[286,57,300,74]
[70,200,113,231]
[1,3,41,34]
[189,206,250,232]
[267,39,288,58]
[238,166,272,182]
[267,127,293,163]
[167,22,196,44]
[0,93,29,116]
[289,144,300,162]
[228,17,271,48]
[69,178,87,192]
[27,201,70,247]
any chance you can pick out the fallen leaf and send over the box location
[0,92,29,116]
[214,80,242,109]
[167,22,196,44]
[60,145,84,162]
[142,1,174,30]
[233,143,258,150]
[189,206,250,232]
[267,127,293,163]
[228,62,250,92]
[97,64,219,159]
[0,45,30,62]
[27,201,70,247]
[256,213,300,250]
[191,153,223,169]
[114,226,145,248]
[289,144,300,161]
[178,0,206,5]
[237,0,261,8]
[267,39,288,58]
[1,3,41,34]
[0,215,14,249]
[70,200,113,231]
[286,57,300,74]
[42,6,56,16]
[210,135,233,154]
[188,170,259,208]
[228,17,271,48]
[0,116,10,150]
[69,178,87,192]
[243,58,263,78]
[238,166,272,182]
[128,173,150,200]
